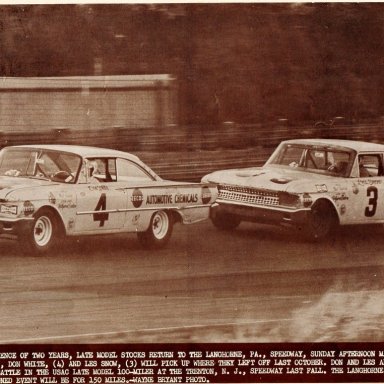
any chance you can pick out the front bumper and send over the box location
[0,218,34,238]
[211,200,310,227]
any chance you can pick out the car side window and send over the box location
[116,158,153,182]
[85,158,117,183]
[358,154,382,177]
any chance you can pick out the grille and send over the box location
[218,185,279,206]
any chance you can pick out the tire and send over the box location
[20,209,63,255]
[211,211,241,230]
[137,210,173,249]
[304,200,337,241]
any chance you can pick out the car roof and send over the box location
[282,138,384,153]
[9,144,141,160]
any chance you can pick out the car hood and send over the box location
[0,176,54,200]
[203,166,337,193]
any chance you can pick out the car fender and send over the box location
[311,194,341,224]
[5,189,76,235]
[32,204,68,234]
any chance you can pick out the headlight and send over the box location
[279,192,300,207]
[0,204,18,215]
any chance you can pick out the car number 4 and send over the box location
[365,186,378,217]
[93,193,109,226]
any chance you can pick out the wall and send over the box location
[0,75,177,132]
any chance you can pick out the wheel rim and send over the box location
[152,211,169,240]
[34,216,53,247]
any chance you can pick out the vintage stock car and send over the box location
[202,139,384,240]
[0,144,217,253]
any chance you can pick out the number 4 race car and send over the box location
[202,139,384,240]
[0,144,217,254]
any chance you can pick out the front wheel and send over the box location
[304,200,338,241]
[20,209,62,254]
[211,211,241,230]
[137,211,173,249]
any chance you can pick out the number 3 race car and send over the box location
[0,145,217,254]
[202,139,384,240]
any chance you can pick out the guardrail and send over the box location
[1,121,384,181]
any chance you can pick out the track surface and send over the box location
[1,221,383,343]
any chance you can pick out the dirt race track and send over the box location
[1,220,384,344]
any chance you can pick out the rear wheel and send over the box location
[137,210,173,249]
[211,211,241,230]
[304,200,338,241]
[20,209,63,255]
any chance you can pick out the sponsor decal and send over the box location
[68,218,75,230]
[59,191,74,199]
[0,205,18,215]
[333,184,347,192]
[88,185,109,191]
[358,179,382,186]
[58,199,76,209]
[201,186,212,204]
[175,193,198,204]
[23,201,35,216]
[332,192,349,201]
[315,184,328,193]
[131,188,144,208]
[146,194,173,205]
[132,214,140,226]
[56,191,76,209]
[48,192,56,205]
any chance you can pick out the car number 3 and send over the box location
[365,186,378,217]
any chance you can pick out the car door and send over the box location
[74,157,128,233]
[347,153,384,224]
[114,157,159,232]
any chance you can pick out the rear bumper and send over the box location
[211,200,310,227]
[0,218,34,238]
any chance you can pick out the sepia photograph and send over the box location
[0,2,383,383]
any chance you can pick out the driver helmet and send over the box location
[87,160,98,177]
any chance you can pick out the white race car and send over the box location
[0,145,217,253]
[202,139,384,240]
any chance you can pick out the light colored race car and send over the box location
[202,139,384,240]
[0,144,217,254]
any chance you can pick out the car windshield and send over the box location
[0,147,82,183]
[267,143,353,177]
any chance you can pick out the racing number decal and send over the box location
[93,193,109,226]
[365,186,378,217]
